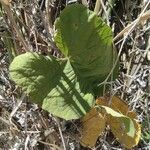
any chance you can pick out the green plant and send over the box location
[9,4,118,120]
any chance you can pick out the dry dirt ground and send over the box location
[0,0,150,149]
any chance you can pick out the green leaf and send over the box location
[9,52,61,105]
[99,106,135,137]
[54,4,118,82]
[9,52,94,120]
[42,60,94,120]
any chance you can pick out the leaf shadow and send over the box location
[43,61,94,119]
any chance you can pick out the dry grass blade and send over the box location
[94,0,101,15]
[0,1,29,51]
[114,8,150,41]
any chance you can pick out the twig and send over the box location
[9,94,26,128]
[127,36,150,87]
[38,140,62,150]
[98,1,150,88]
[25,134,30,150]
[100,0,110,25]
[114,9,150,41]
[54,118,67,150]
[35,1,56,50]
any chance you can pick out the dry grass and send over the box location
[0,0,150,149]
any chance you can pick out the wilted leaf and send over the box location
[9,52,94,120]
[96,96,137,118]
[96,96,141,148]
[54,4,118,82]
[108,115,141,149]
[100,105,135,137]
[80,108,106,147]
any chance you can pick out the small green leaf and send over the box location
[9,52,94,120]
[54,4,118,82]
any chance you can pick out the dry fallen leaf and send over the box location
[80,108,106,147]
[96,96,137,118]
[108,115,141,149]
[96,96,141,149]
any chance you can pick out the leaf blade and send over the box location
[96,96,141,148]
[9,52,94,120]
[80,108,106,147]
[54,4,118,82]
